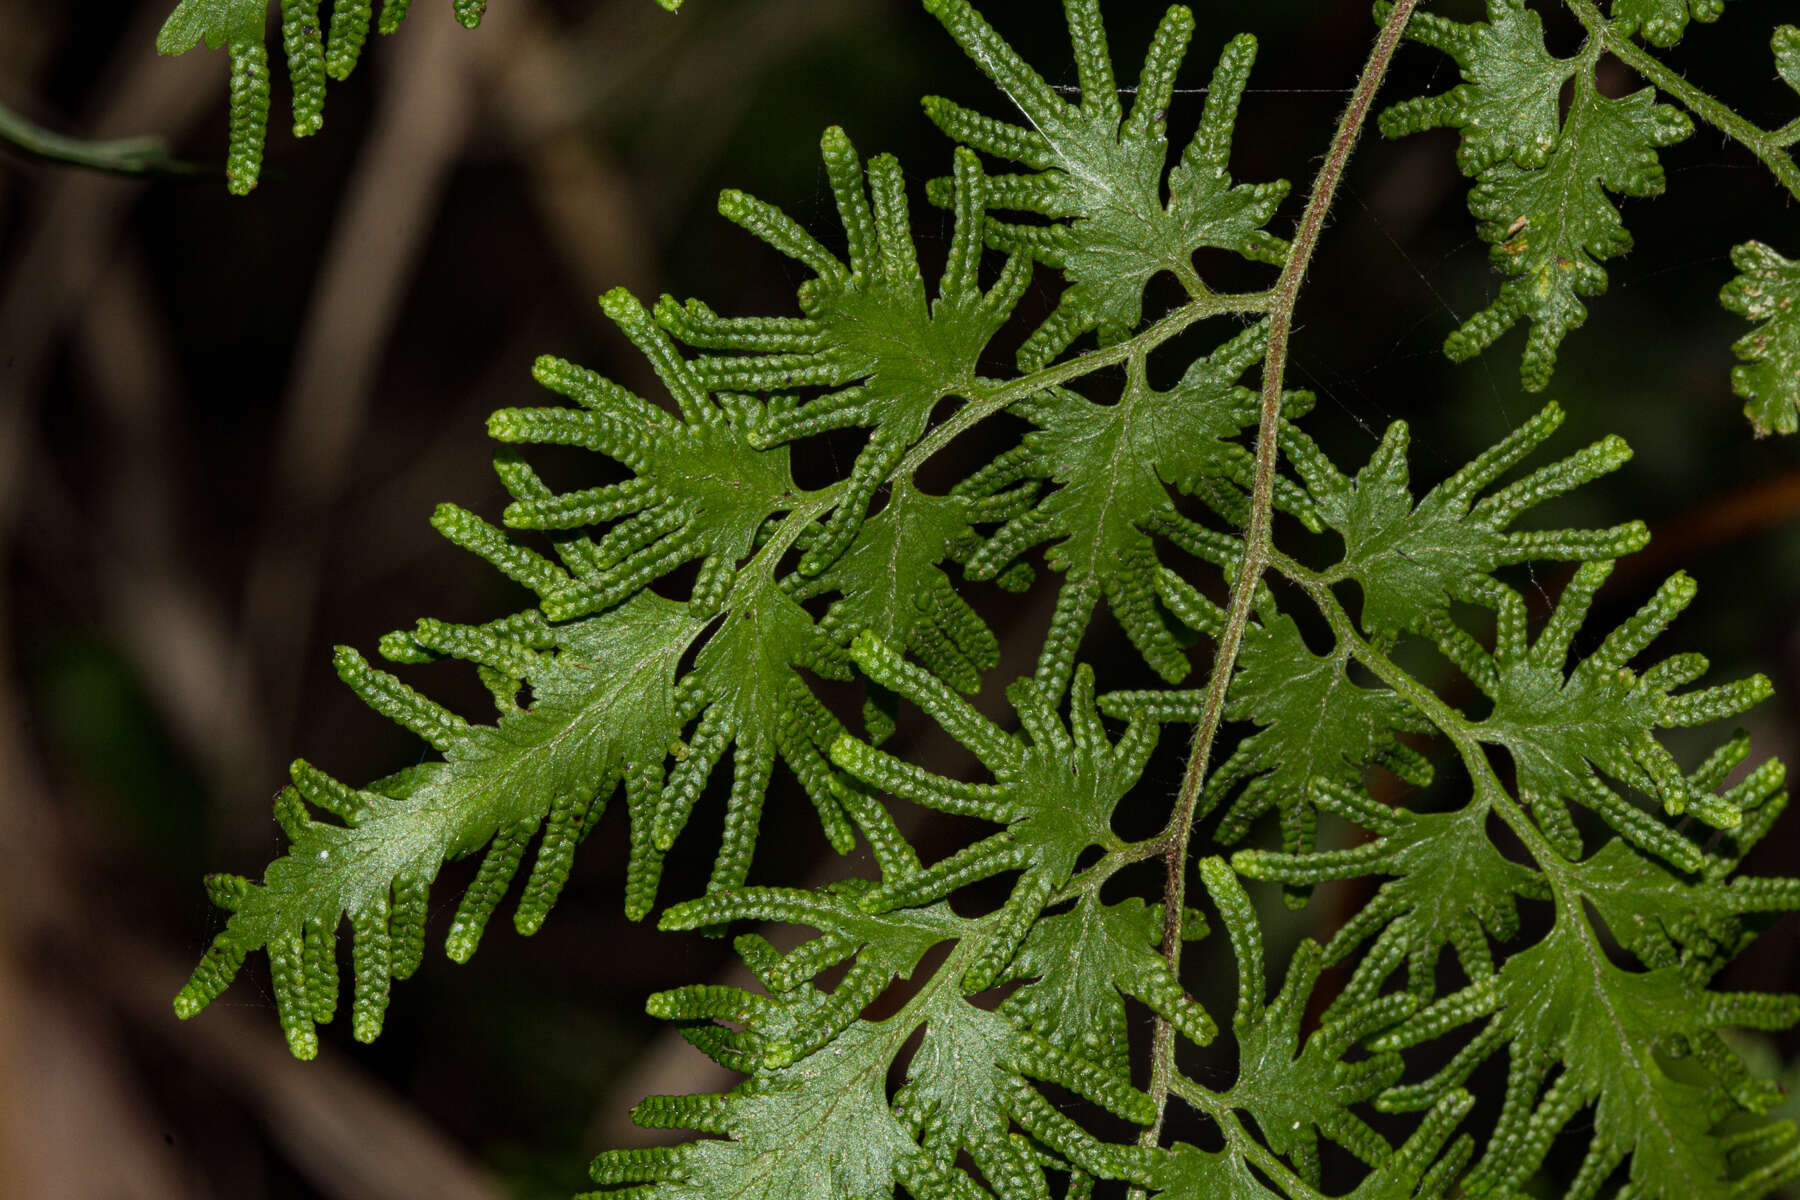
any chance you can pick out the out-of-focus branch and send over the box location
[0,96,211,178]
[73,249,275,804]
[233,7,494,753]
[0,4,219,535]
[1610,471,1800,589]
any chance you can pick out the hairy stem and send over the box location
[1140,0,1424,1148]
[1169,1074,1329,1200]
[1269,550,1642,1003]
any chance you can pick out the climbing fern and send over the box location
[173,0,1800,1196]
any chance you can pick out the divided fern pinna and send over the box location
[173,0,1800,1196]
[155,0,683,193]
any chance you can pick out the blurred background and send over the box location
[2,0,1798,1196]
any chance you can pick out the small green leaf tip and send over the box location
[598,285,638,321]
[1778,26,1800,94]
[325,0,373,80]
[377,0,413,36]
[280,1,326,137]
[225,40,270,195]
[1612,0,1735,49]
[452,0,488,30]
[1721,241,1800,436]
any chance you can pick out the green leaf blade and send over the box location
[1721,240,1800,436]
[157,0,266,53]
[175,596,700,1051]
[924,0,1288,366]
[1383,0,1691,390]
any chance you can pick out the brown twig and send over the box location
[1141,0,1424,1147]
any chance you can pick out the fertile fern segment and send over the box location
[1378,0,1691,391]
[1722,239,1800,436]
[1197,860,1426,1188]
[175,595,707,1056]
[959,324,1314,691]
[658,133,1029,577]
[1382,0,1800,431]
[591,900,1167,1200]
[1718,25,1800,435]
[1109,610,1435,891]
[921,0,1289,368]
[157,0,683,193]
[831,641,1169,993]
[1281,403,1647,644]
[178,0,1800,1196]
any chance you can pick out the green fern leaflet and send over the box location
[157,0,683,193]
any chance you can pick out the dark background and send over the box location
[2,0,1798,1195]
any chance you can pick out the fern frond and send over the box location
[1575,838,1800,979]
[961,324,1316,691]
[1110,610,1429,897]
[1195,861,1415,1186]
[1376,905,1799,1198]
[802,483,999,702]
[923,0,1289,366]
[592,831,1253,1200]
[493,293,805,624]
[1287,402,1648,642]
[1474,564,1774,852]
[834,640,1160,984]
[1001,895,1215,1073]
[595,1008,1153,1200]
[658,134,1027,575]
[1611,0,1735,48]
[174,596,700,1055]
[1242,785,1549,1000]
[655,581,859,892]
[594,896,1171,1200]
[1380,0,1691,390]
[169,0,1800,1192]
[183,216,1054,1047]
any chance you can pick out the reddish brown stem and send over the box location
[1140,0,1425,1149]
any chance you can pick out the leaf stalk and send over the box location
[1142,0,1425,1149]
